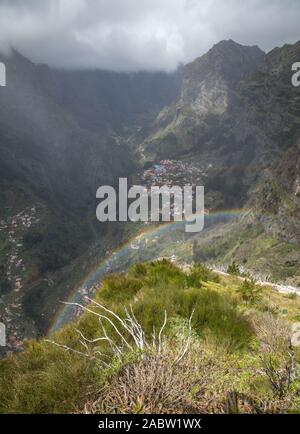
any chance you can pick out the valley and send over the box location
[1,1,300,417]
[0,38,300,359]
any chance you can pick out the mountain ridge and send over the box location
[0,38,300,352]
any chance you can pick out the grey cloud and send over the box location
[0,0,299,71]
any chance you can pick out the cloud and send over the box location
[0,0,299,71]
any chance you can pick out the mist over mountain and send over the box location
[0,38,299,354]
[1,0,300,71]
[0,50,181,344]
[142,39,300,207]
[1,0,300,417]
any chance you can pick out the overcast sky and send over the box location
[0,0,299,71]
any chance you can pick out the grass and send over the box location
[193,218,300,285]
[0,260,300,414]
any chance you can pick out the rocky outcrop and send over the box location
[178,40,265,114]
[291,323,300,347]
[140,40,267,162]
[140,40,300,212]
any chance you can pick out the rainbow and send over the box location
[48,208,250,334]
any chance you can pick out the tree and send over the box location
[237,279,262,304]
[227,261,240,276]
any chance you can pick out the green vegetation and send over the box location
[0,260,299,414]
[227,261,241,276]
[237,279,263,304]
[193,218,300,286]
[0,264,11,295]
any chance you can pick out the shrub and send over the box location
[237,279,263,304]
[0,339,98,413]
[133,285,252,352]
[85,341,200,414]
[251,312,297,400]
[186,264,220,287]
[0,265,12,294]
[2,260,296,414]
[227,261,241,276]
[100,273,143,303]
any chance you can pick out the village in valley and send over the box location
[1,160,213,350]
[0,207,40,354]
[140,159,210,189]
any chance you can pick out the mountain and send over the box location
[178,40,300,282]
[1,39,300,415]
[0,51,181,348]
[140,40,266,161]
[140,40,300,207]
[1,39,300,354]
[0,50,182,210]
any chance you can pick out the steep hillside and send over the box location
[1,39,300,354]
[0,50,180,349]
[137,40,300,282]
[141,41,265,158]
[1,260,300,414]
[140,40,300,208]
[193,144,300,284]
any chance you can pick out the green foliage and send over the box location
[100,273,143,303]
[237,279,263,304]
[0,264,12,295]
[186,263,220,287]
[130,263,148,278]
[36,221,87,273]
[22,231,44,248]
[0,338,99,413]
[227,261,241,276]
[0,260,299,414]
[286,293,297,300]
[118,261,252,351]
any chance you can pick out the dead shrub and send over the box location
[84,341,201,414]
[251,312,296,399]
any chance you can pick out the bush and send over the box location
[85,341,200,414]
[0,339,98,413]
[133,286,252,351]
[237,279,263,304]
[100,273,143,303]
[227,261,241,276]
[2,260,298,414]
[186,264,220,287]
[251,312,297,400]
[0,264,12,295]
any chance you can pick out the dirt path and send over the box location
[214,269,300,297]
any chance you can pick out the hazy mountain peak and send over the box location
[141,38,299,168]
[211,38,262,51]
[186,40,266,86]
[172,40,266,120]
